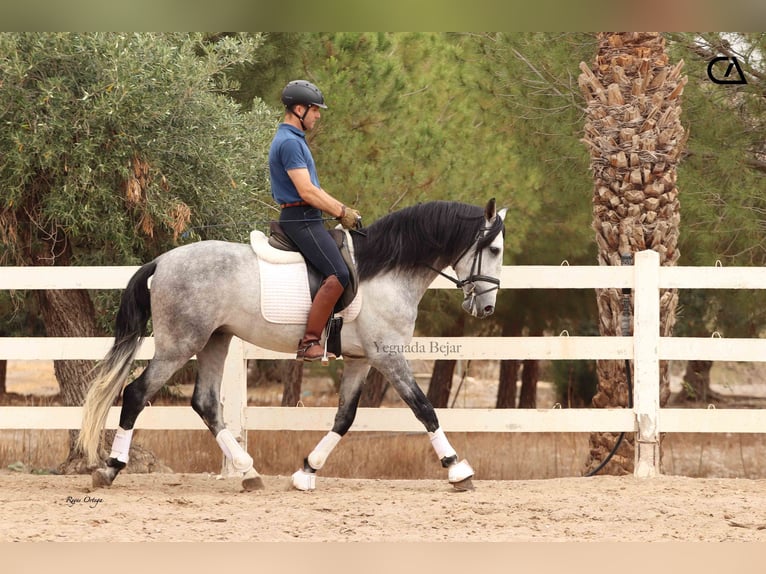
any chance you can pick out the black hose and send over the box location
[585,357,633,476]
[586,252,634,477]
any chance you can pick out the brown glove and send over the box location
[338,205,362,229]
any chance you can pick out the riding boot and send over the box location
[297,275,344,362]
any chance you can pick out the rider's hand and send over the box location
[338,205,362,229]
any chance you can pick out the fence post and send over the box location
[633,250,661,477]
[219,337,248,477]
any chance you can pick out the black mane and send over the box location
[353,201,504,281]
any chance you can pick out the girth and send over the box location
[268,221,359,313]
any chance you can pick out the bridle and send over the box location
[428,224,501,311]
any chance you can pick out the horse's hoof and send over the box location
[451,477,475,492]
[291,468,316,491]
[448,459,474,484]
[242,469,265,491]
[91,468,113,489]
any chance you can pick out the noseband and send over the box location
[429,224,501,305]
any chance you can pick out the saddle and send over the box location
[266,221,359,314]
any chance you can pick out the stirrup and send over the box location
[296,341,336,364]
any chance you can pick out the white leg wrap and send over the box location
[307,431,342,471]
[291,468,316,491]
[216,429,253,472]
[448,459,475,483]
[109,427,134,464]
[428,428,456,460]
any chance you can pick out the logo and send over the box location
[707,56,747,85]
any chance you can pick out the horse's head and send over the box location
[453,198,507,318]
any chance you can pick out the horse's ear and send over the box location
[484,198,497,221]
[497,207,507,222]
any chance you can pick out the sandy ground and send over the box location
[4,359,766,558]
[1,470,766,543]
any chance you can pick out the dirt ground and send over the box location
[1,470,766,543]
[4,359,766,555]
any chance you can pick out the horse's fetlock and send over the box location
[302,457,318,473]
[106,457,126,471]
[440,454,458,468]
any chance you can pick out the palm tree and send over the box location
[578,32,687,474]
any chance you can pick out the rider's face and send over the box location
[301,105,321,130]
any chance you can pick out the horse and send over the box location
[77,198,506,491]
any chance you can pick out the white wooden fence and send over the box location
[3,249,766,477]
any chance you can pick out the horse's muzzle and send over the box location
[475,304,495,318]
[462,297,495,318]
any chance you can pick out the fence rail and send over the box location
[3,249,766,477]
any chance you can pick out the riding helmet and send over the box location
[281,80,328,109]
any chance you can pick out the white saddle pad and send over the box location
[250,230,362,325]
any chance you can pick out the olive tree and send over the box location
[0,32,275,470]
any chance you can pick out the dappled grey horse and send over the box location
[78,199,506,491]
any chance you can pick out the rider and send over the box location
[269,80,361,362]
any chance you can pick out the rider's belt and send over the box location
[280,201,311,208]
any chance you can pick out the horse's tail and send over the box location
[77,260,158,465]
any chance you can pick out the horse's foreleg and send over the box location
[92,357,186,488]
[372,354,475,490]
[291,359,370,491]
[193,333,264,491]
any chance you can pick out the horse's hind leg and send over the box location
[291,359,370,491]
[192,333,264,491]
[92,356,188,488]
[371,354,475,490]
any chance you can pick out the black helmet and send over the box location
[281,80,327,109]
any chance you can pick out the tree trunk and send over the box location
[27,226,165,473]
[426,312,465,408]
[36,287,103,473]
[359,367,389,407]
[518,359,539,408]
[579,32,686,474]
[0,360,6,395]
[426,359,457,408]
[518,327,543,408]
[496,359,520,408]
[681,359,713,402]
[496,320,522,408]
[280,361,304,406]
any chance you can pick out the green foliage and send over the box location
[5,31,766,349]
[469,32,598,266]
[552,359,599,407]
[665,33,766,337]
[0,32,275,268]
[465,33,600,338]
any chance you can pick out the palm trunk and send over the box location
[579,32,686,474]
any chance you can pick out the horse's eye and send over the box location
[489,246,501,256]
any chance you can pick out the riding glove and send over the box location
[338,205,362,229]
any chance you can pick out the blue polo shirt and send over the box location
[269,123,321,205]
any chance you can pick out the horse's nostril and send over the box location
[484,305,494,315]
